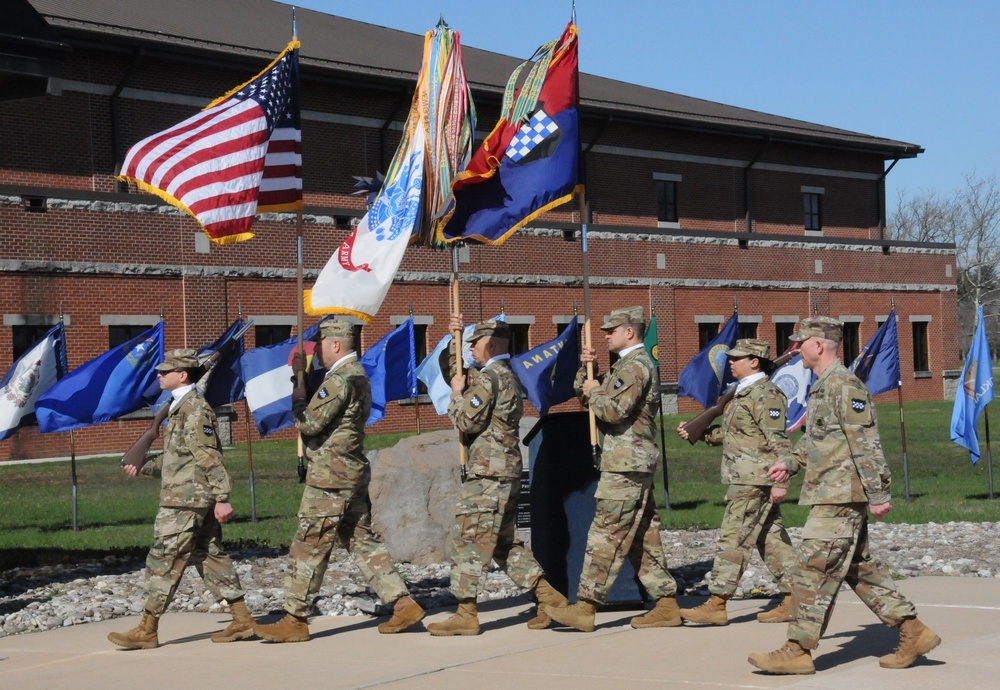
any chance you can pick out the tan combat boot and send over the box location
[679,594,728,626]
[378,596,426,634]
[545,599,597,632]
[757,594,793,623]
[427,599,480,636]
[211,598,256,643]
[748,640,815,675]
[107,611,159,650]
[631,596,683,628]
[878,617,941,669]
[254,613,310,643]
[527,578,569,630]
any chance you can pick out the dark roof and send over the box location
[1,0,72,101]
[28,0,922,157]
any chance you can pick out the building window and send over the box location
[351,325,364,355]
[803,192,821,232]
[255,324,292,347]
[657,180,678,223]
[842,322,860,366]
[109,324,152,348]
[738,321,758,340]
[698,322,719,350]
[913,321,929,373]
[508,323,530,356]
[774,321,795,351]
[12,324,54,360]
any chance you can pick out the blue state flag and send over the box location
[36,322,164,433]
[0,323,69,440]
[417,315,505,415]
[850,309,900,397]
[198,318,247,408]
[512,317,580,415]
[951,305,995,464]
[677,313,739,408]
[240,323,321,436]
[361,318,417,425]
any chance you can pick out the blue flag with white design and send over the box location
[361,318,417,425]
[240,323,321,436]
[0,323,69,440]
[677,313,739,408]
[36,322,164,433]
[512,318,580,415]
[951,305,994,464]
[850,310,901,397]
[770,352,814,431]
[417,315,505,415]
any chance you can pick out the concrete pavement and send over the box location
[1,576,997,689]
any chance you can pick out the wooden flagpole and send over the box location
[889,299,911,503]
[579,191,600,468]
[409,303,421,433]
[451,246,468,481]
[649,297,670,510]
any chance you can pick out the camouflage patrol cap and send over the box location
[468,319,510,342]
[156,348,200,372]
[789,316,843,344]
[726,338,771,360]
[319,319,353,339]
[600,306,645,331]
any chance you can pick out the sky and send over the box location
[288,0,999,209]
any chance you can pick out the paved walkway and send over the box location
[1,576,997,689]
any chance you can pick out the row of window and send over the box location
[655,177,824,233]
[10,314,932,378]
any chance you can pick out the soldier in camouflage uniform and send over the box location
[749,317,941,675]
[254,320,425,643]
[677,339,796,626]
[427,316,567,636]
[108,349,253,650]
[546,307,682,633]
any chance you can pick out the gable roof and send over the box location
[27,0,921,158]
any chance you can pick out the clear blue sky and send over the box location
[289,0,998,209]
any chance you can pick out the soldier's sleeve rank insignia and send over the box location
[769,408,781,419]
[851,398,866,412]
[203,425,214,436]
[318,388,329,400]
[470,395,483,409]
[613,378,624,389]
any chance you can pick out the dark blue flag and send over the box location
[36,322,165,433]
[677,313,739,408]
[951,305,995,464]
[198,318,247,408]
[512,317,580,415]
[850,310,900,397]
[361,318,417,425]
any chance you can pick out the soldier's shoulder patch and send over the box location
[470,394,483,409]
[845,394,874,425]
[318,387,329,400]
[202,425,214,437]
[613,378,624,390]
[768,408,781,419]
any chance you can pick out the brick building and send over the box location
[1,0,958,461]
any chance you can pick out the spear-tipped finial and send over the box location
[436,14,449,29]
[500,299,506,315]
[733,298,738,313]
[159,305,164,321]
[573,301,579,316]
[408,303,414,316]
[292,7,298,41]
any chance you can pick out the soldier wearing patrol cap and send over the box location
[547,306,683,632]
[749,317,941,674]
[109,349,253,649]
[427,315,567,636]
[677,339,796,626]
[254,319,425,642]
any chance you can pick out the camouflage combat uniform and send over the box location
[701,377,795,597]
[785,360,915,650]
[572,345,677,604]
[139,389,244,615]
[446,357,545,599]
[282,355,409,617]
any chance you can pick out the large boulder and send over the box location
[368,417,539,565]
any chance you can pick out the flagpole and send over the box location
[291,17,307,485]
[650,300,670,510]
[239,304,257,522]
[888,300,911,503]
[985,407,995,500]
[451,246,468,482]
[70,428,78,531]
[579,191,600,468]
[409,303,421,434]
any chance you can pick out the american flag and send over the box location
[119,42,302,244]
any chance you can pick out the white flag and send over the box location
[1,324,67,440]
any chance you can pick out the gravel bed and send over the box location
[2,521,998,637]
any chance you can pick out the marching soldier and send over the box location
[108,349,253,649]
[677,338,796,625]
[254,320,424,642]
[749,317,941,674]
[546,307,682,632]
[427,316,567,636]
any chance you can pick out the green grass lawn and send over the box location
[1,402,997,568]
